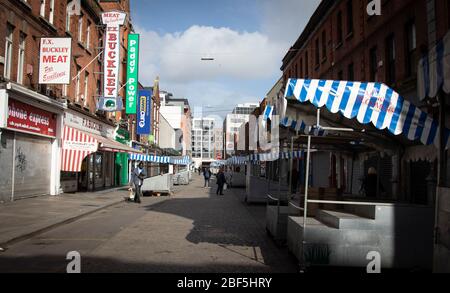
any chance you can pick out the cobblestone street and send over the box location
[0,176,297,273]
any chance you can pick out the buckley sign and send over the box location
[126,34,139,114]
[101,11,126,111]
[38,37,72,84]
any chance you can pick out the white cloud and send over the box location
[136,25,284,84]
[133,1,321,117]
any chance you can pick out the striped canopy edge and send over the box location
[284,78,450,148]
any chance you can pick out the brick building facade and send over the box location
[281,0,450,105]
[0,0,136,199]
[280,0,450,202]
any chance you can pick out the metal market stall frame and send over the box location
[279,78,449,270]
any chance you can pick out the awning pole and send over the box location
[277,155,281,215]
[302,134,312,268]
[316,108,320,126]
[288,136,294,194]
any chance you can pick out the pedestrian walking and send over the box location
[216,168,226,195]
[203,167,211,188]
[132,162,147,203]
[225,167,233,188]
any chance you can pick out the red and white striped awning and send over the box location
[61,126,141,172]
[61,126,98,172]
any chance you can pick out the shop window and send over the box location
[78,13,83,43]
[49,0,55,24]
[346,0,353,36]
[315,38,320,66]
[385,34,396,85]
[40,0,46,18]
[405,20,417,77]
[17,33,26,84]
[322,30,327,61]
[95,153,103,179]
[348,62,354,81]
[86,21,91,49]
[4,24,14,79]
[336,10,343,46]
[65,2,71,32]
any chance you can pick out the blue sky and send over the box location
[131,0,261,34]
[130,0,321,120]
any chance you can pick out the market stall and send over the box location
[281,78,449,269]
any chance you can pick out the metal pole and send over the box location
[288,136,294,194]
[71,50,103,81]
[316,108,320,126]
[302,135,312,267]
[350,152,355,195]
[277,156,281,215]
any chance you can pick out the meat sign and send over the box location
[38,38,72,84]
[99,11,127,112]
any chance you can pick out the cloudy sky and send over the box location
[130,0,320,119]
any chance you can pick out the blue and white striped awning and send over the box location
[226,156,247,165]
[211,160,227,167]
[129,154,191,165]
[280,117,327,136]
[285,78,450,148]
[418,30,450,100]
[171,156,191,165]
[263,104,274,121]
[226,150,304,165]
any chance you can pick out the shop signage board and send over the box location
[126,34,139,114]
[137,89,152,135]
[101,11,127,111]
[62,137,98,153]
[38,37,72,84]
[64,110,115,139]
[7,99,57,137]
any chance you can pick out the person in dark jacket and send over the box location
[203,168,211,188]
[216,168,226,195]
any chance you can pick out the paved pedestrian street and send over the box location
[0,176,297,273]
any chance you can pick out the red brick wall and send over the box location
[282,0,448,99]
[0,0,133,124]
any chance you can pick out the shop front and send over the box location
[0,83,65,202]
[115,127,130,187]
[60,108,138,192]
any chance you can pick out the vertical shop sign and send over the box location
[99,11,127,111]
[126,34,139,114]
[137,89,152,135]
